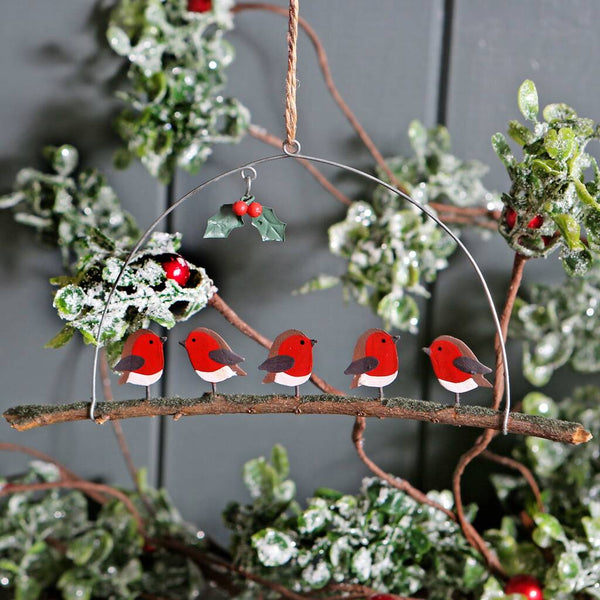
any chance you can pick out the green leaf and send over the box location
[552,214,584,250]
[44,325,75,349]
[533,512,565,545]
[106,25,131,55]
[507,120,533,146]
[243,457,277,499]
[573,179,600,210]
[582,516,600,546]
[251,206,286,242]
[204,204,244,239]
[491,133,516,168]
[545,128,575,161]
[518,79,539,121]
[53,285,85,320]
[0,192,25,209]
[251,529,296,566]
[522,392,558,418]
[43,145,79,176]
[543,103,578,123]
[270,444,289,479]
[67,530,114,566]
[408,119,427,157]
[293,274,340,295]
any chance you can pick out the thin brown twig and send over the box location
[352,417,456,520]
[325,582,419,600]
[233,3,499,226]
[0,480,145,534]
[0,441,108,505]
[249,124,352,205]
[451,253,528,579]
[482,449,544,513]
[158,537,308,600]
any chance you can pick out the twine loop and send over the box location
[284,0,299,149]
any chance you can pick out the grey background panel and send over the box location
[0,1,163,486]
[0,0,597,547]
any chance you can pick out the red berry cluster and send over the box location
[187,0,212,12]
[161,254,191,287]
[233,199,263,218]
[505,574,544,599]
[505,207,544,230]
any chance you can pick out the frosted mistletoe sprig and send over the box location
[493,79,600,275]
[0,144,139,269]
[510,266,600,385]
[107,0,250,183]
[298,120,498,333]
[49,231,214,357]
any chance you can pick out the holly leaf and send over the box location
[204,204,244,239]
[251,206,286,242]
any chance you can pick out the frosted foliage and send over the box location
[226,444,485,600]
[300,120,496,333]
[0,145,139,269]
[251,529,296,567]
[108,0,250,183]
[50,232,214,348]
[511,264,600,385]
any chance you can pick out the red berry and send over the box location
[527,215,544,229]
[542,235,554,247]
[187,0,212,12]
[369,595,395,600]
[505,574,544,599]
[161,255,190,287]
[143,542,157,553]
[247,202,263,218]
[505,208,517,230]
[232,200,248,217]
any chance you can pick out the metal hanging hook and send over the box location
[241,167,257,199]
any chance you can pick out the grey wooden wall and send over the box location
[1,0,599,542]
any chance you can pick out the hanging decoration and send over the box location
[423,335,493,408]
[113,329,166,401]
[107,0,250,182]
[258,329,317,399]
[204,168,286,241]
[344,329,399,399]
[180,327,246,394]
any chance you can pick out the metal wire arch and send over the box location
[90,150,511,433]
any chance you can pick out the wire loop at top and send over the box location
[282,139,301,155]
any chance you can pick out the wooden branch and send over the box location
[3,394,591,444]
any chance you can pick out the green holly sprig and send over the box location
[297,120,498,332]
[107,0,250,183]
[493,79,600,275]
[204,196,286,242]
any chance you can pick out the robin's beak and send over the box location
[422,347,431,356]
[392,335,400,343]
[160,336,167,344]
[310,339,318,346]
[178,340,185,348]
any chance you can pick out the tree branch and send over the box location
[3,394,591,444]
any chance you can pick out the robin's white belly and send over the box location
[438,378,477,393]
[357,371,398,388]
[274,371,311,386]
[196,366,237,383]
[126,370,163,386]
